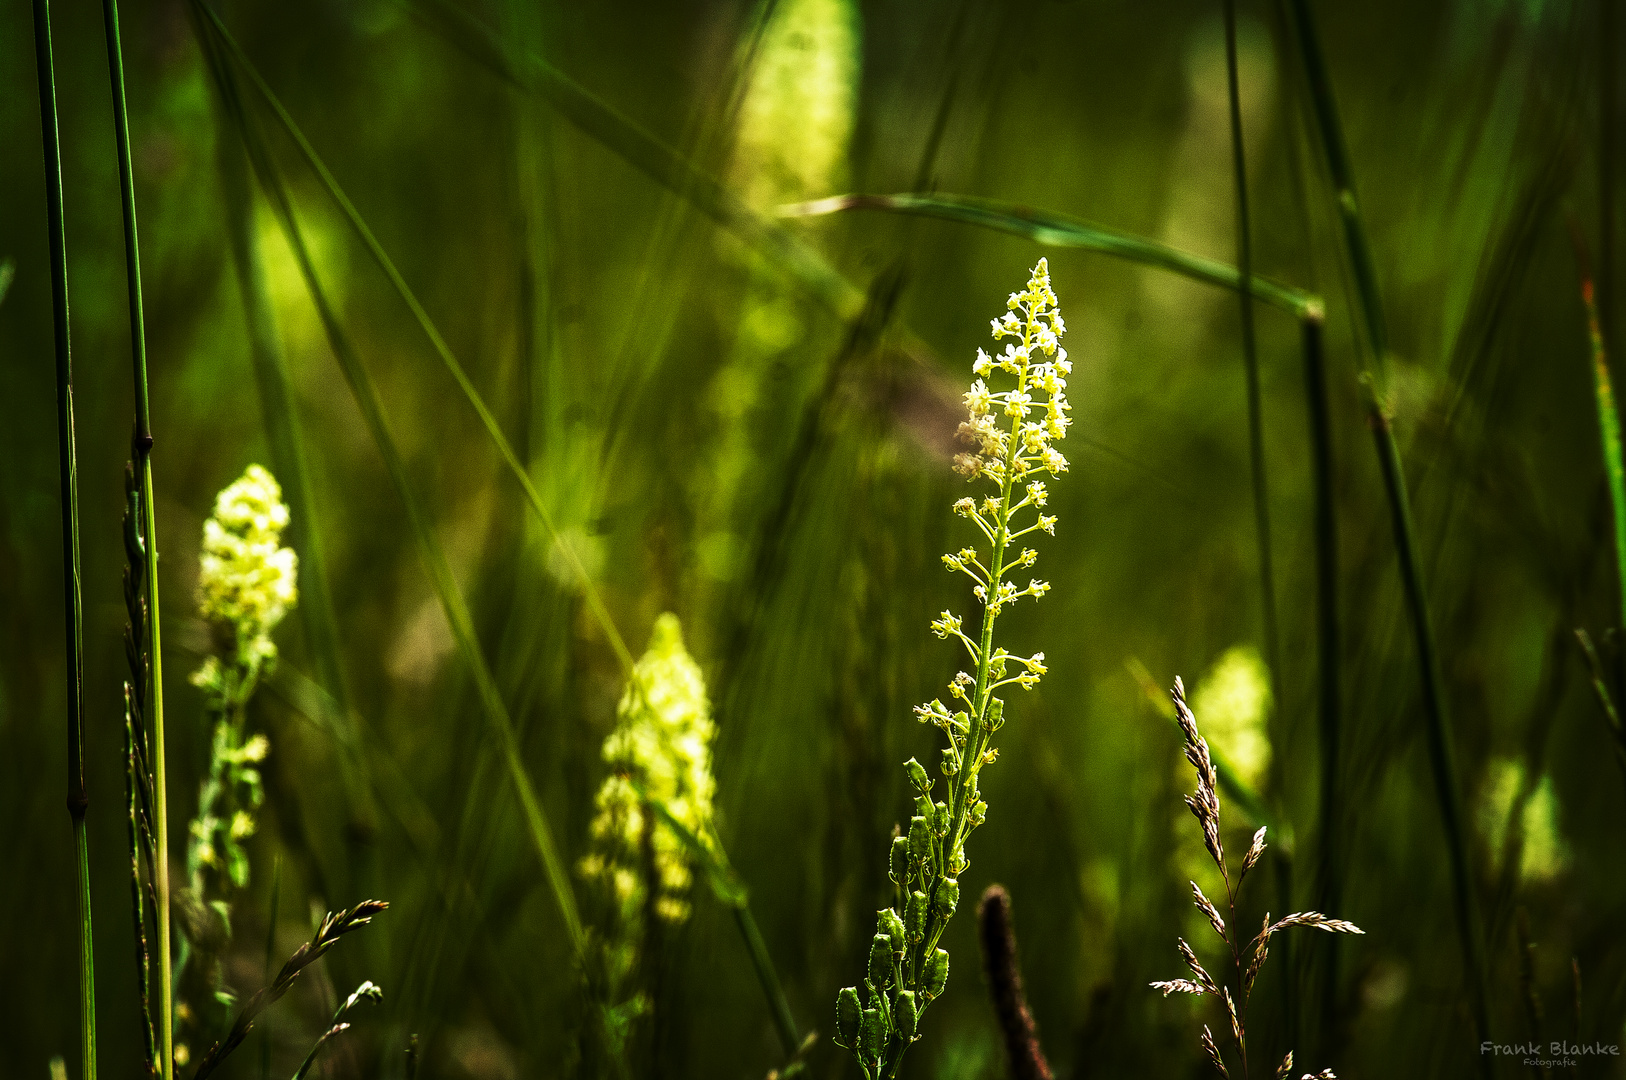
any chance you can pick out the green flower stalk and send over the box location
[835,260,1072,1078]
[179,464,298,1063]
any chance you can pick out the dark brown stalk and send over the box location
[978,885,1052,1080]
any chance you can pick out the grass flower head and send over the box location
[195,463,298,678]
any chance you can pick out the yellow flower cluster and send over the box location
[953,259,1072,486]
[580,614,717,925]
[195,464,298,670]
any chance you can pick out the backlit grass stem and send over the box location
[32,1,97,1075]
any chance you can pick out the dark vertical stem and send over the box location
[1368,390,1491,1068]
[1224,0,1285,764]
[32,1,96,1076]
[1301,312,1344,1048]
[1284,2,1491,1067]
[98,6,172,1073]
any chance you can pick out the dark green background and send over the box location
[2,0,1623,1076]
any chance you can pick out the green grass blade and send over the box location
[1283,0,1389,368]
[98,7,174,1072]
[1575,630,1626,782]
[198,1,634,674]
[193,12,586,957]
[31,2,97,1076]
[1581,275,1626,634]
[624,776,801,1058]
[778,193,1321,319]
[1284,0,1491,1062]
[1301,311,1345,1036]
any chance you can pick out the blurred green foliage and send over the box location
[2,0,1625,1077]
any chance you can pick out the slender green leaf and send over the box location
[779,193,1321,319]
[1582,276,1626,634]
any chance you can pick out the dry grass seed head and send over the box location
[1201,1024,1229,1079]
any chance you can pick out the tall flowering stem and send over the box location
[179,465,298,1063]
[834,261,1071,1078]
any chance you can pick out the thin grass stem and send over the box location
[98,5,173,1074]
[1300,310,1345,1040]
[1284,0,1492,1063]
[32,2,96,1075]
[630,777,802,1059]
[1223,0,1284,733]
[1579,267,1626,636]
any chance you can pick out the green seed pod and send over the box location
[836,986,862,1047]
[969,800,988,827]
[935,877,960,918]
[904,757,931,792]
[893,990,919,1041]
[986,697,1004,730]
[878,907,907,947]
[932,800,951,837]
[867,933,893,987]
[914,794,934,822]
[923,948,949,998]
[889,835,911,883]
[939,748,959,776]
[908,816,932,860]
[905,890,928,941]
[860,1007,886,1060]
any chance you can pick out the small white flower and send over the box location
[964,379,993,417]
